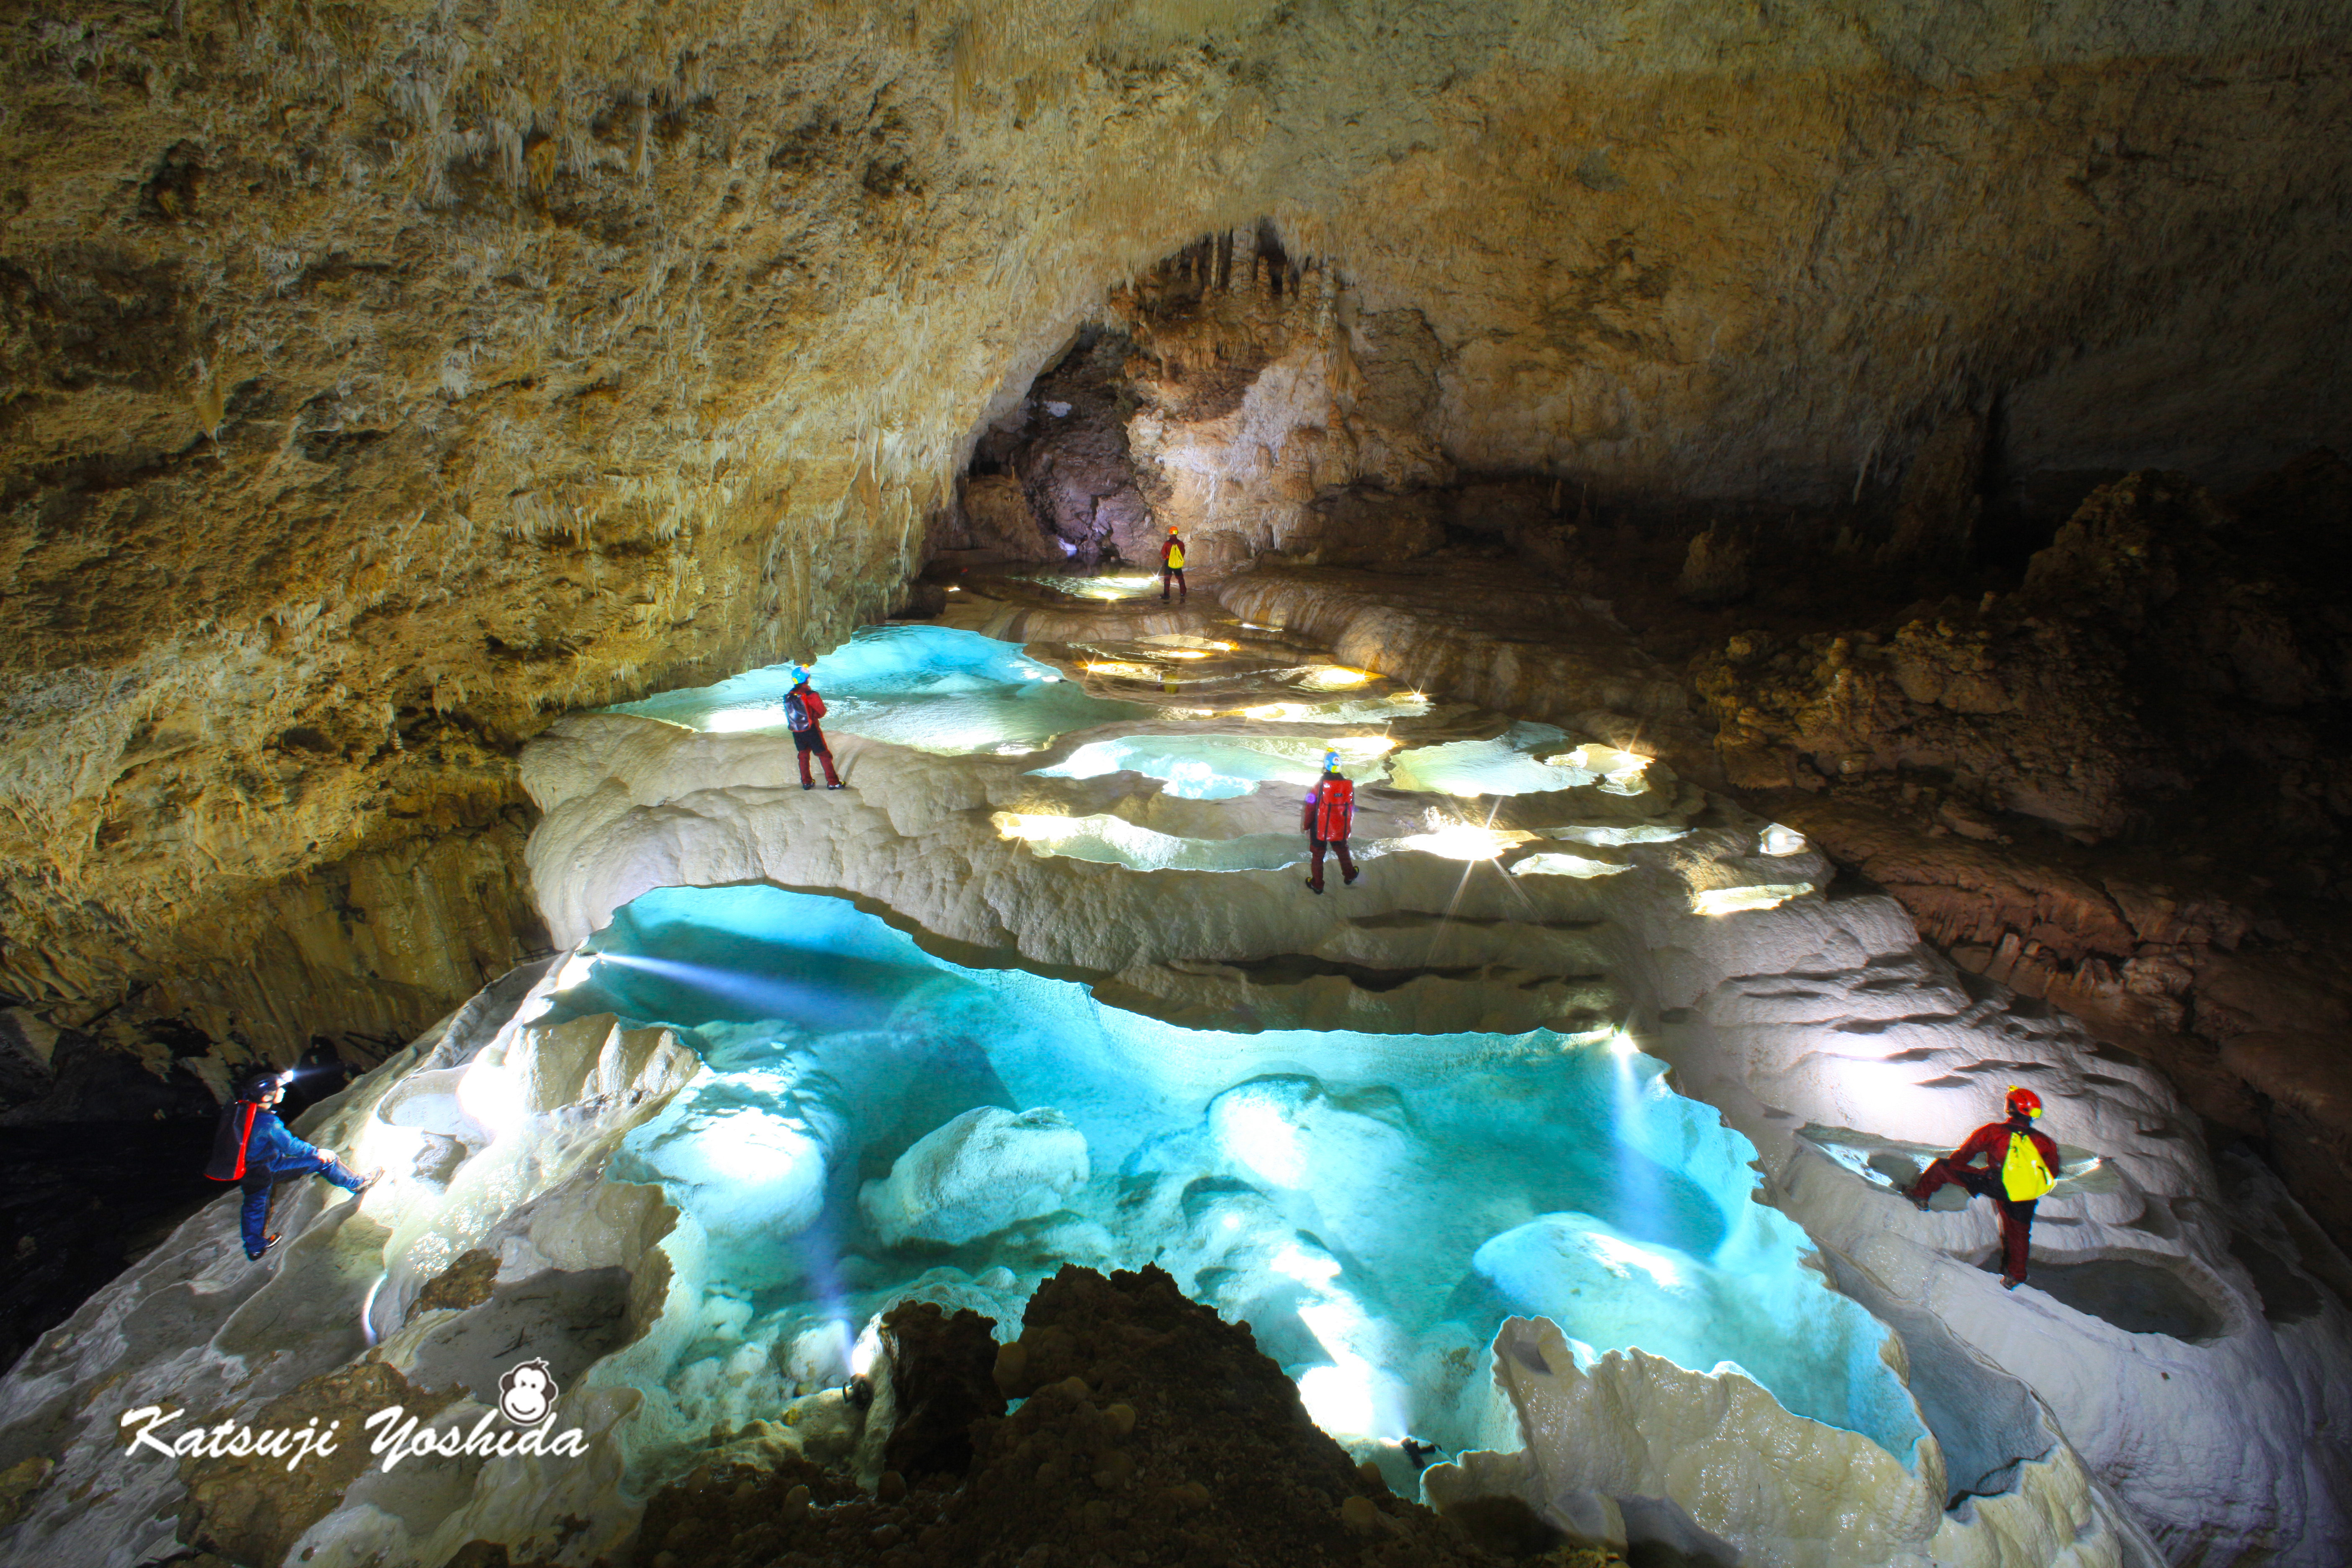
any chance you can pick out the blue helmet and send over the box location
[790,664,811,686]
[1322,749,1342,773]
[238,1068,291,1101]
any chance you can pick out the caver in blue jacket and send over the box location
[205,1072,374,1259]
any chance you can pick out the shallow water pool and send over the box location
[551,885,1926,1465]
[606,624,1148,753]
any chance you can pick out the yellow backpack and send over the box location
[1167,541,1185,569]
[2001,1132,2056,1202]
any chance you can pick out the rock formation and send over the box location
[1683,462,2352,1240]
[6,0,2351,1068]
[8,599,2341,1567]
[5,3,2352,1563]
[629,1266,1618,1568]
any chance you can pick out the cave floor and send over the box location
[3,573,2347,1568]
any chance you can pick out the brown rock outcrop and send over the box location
[1689,465,2352,1240]
[1219,561,1718,783]
[6,1,2348,1050]
[178,1357,457,1568]
[630,1265,1617,1568]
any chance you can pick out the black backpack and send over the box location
[785,691,813,732]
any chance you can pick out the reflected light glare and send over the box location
[851,1315,885,1377]
[356,1119,428,1183]
[681,1114,823,1186]
[1217,1096,1308,1187]
[1609,1029,1639,1058]
[360,1271,389,1348]
[1583,1231,1686,1290]
[1296,1363,1380,1440]
[994,810,1077,841]
[1692,883,1814,916]
[456,1050,527,1141]
[1393,816,1537,861]
[1759,823,1809,856]
[1512,852,1632,879]
[1271,1243,1344,1287]
[704,705,787,732]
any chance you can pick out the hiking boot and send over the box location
[827,782,845,790]
[802,782,815,791]
[248,1233,281,1261]
[1342,867,1359,885]
[1304,879,1323,895]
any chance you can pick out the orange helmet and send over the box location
[2006,1086,2043,1119]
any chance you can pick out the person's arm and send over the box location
[251,1113,322,1169]
[2032,1130,2061,1171]
[804,689,827,721]
[1302,783,1319,832]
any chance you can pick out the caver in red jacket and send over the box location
[1910,1091,2061,1289]
[786,669,842,789]
[1301,764,1357,893]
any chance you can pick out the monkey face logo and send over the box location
[497,1359,557,1426]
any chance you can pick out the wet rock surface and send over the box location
[630,1266,1618,1568]
[7,0,2349,1070]
[1675,464,2352,1244]
[178,1359,458,1568]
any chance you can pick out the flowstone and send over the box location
[3,615,2345,1568]
[608,624,1145,753]
[544,882,1924,1472]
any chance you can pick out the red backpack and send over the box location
[1312,776,1354,839]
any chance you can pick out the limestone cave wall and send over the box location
[3,0,2349,1061]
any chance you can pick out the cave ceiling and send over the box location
[2,0,2348,1048]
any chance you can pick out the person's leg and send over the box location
[797,740,816,789]
[1335,838,1357,884]
[239,1170,274,1257]
[1913,1160,1996,1206]
[1910,1157,1962,1204]
[1161,567,1172,601]
[314,1153,368,1194]
[817,741,841,787]
[1306,837,1327,892]
[1175,568,1186,601]
[1999,1198,2036,1286]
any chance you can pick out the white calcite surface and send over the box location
[1426,1316,2161,1568]
[859,1106,1091,1247]
[514,626,2352,1565]
[2,622,2347,1568]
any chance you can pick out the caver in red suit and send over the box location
[785,666,843,789]
[1301,753,1358,894]
[1909,1086,2061,1289]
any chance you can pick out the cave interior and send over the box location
[3,2,2352,1566]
